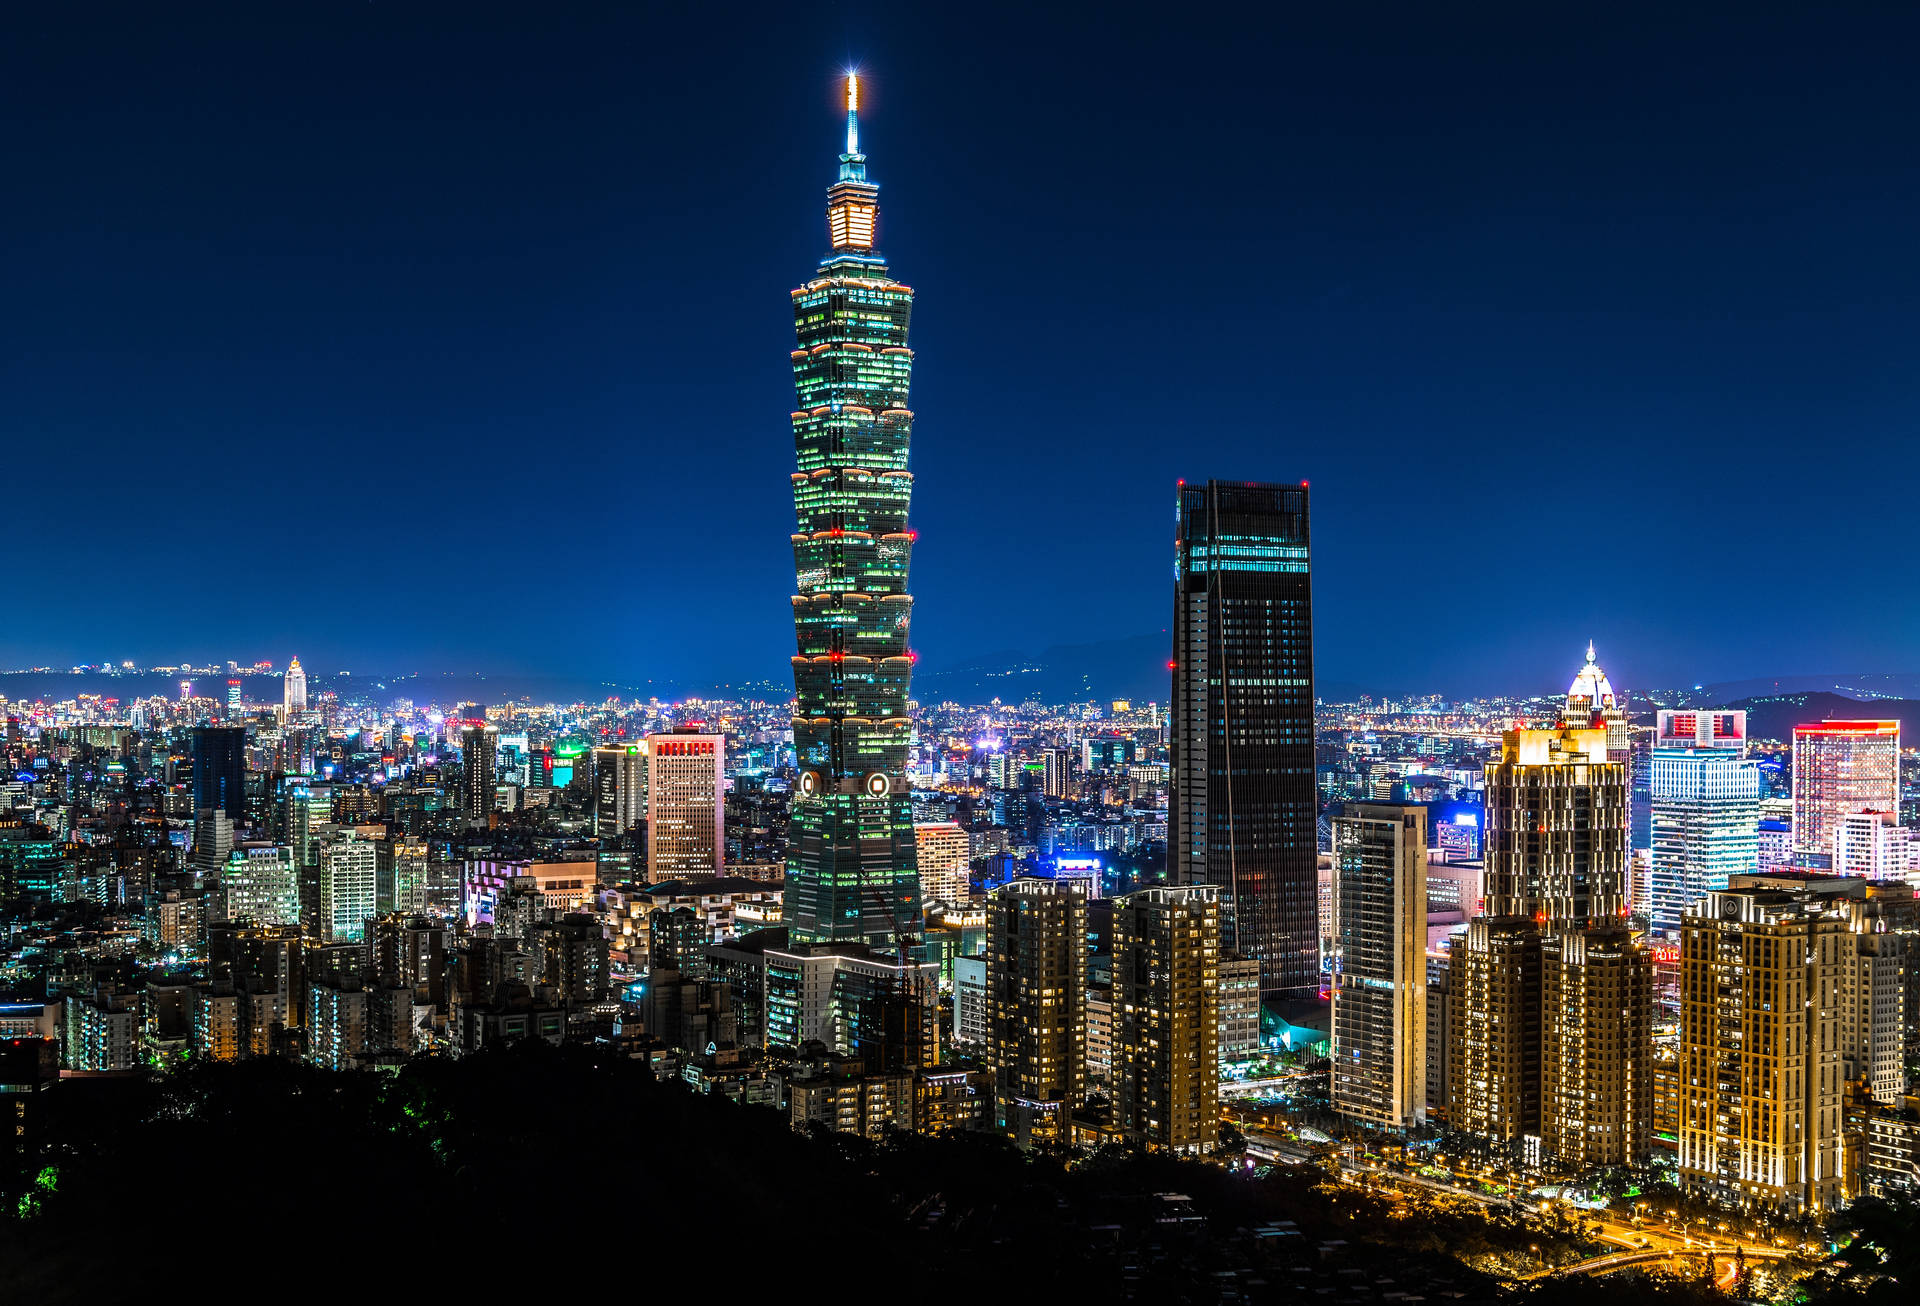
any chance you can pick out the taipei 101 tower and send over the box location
[784,73,923,949]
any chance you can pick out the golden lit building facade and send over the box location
[1450,726,1650,1166]
[1541,924,1652,1166]
[1679,877,1854,1213]
[913,822,971,906]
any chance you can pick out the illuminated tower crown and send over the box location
[825,72,880,257]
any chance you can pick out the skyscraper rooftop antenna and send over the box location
[845,70,860,156]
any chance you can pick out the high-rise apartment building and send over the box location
[191,725,247,826]
[645,730,723,881]
[1540,923,1653,1169]
[226,679,242,720]
[282,656,306,718]
[1792,721,1900,871]
[1329,804,1427,1130]
[459,722,498,825]
[1832,809,1908,880]
[913,822,971,906]
[1170,480,1315,998]
[1041,748,1073,799]
[986,877,1088,1147]
[1113,884,1221,1155]
[376,834,429,916]
[1676,873,1919,1212]
[592,743,649,841]
[784,73,922,949]
[1649,733,1762,932]
[317,834,377,943]
[1452,726,1651,1166]
[220,845,299,926]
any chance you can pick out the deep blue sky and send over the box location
[4,2,1917,697]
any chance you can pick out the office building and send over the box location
[191,726,247,825]
[644,730,724,881]
[1218,953,1262,1064]
[459,722,499,825]
[1329,804,1427,1130]
[282,656,307,718]
[784,75,923,949]
[1113,884,1221,1154]
[225,679,242,720]
[1656,709,1749,750]
[1792,721,1900,871]
[913,822,971,906]
[986,877,1088,1147]
[1170,480,1315,997]
[1649,743,1762,932]
[592,742,648,841]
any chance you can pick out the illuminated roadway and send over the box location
[1335,1159,1798,1285]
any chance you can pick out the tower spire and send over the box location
[826,67,877,254]
[845,70,859,155]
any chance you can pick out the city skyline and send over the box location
[6,12,1920,1297]
[6,5,1920,694]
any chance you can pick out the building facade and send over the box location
[459,723,498,825]
[1451,726,1651,1166]
[784,74,923,949]
[317,834,378,943]
[1170,480,1315,998]
[592,743,648,841]
[281,656,306,718]
[1649,745,1762,932]
[1679,876,1862,1212]
[1113,884,1221,1154]
[1329,803,1427,1130]
[645,731,724,881]
[1792,721,1900,871]
[913,822,971,906]
[986,877,1088,1147]
[191,725,247,825]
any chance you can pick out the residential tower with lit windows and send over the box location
[785,74,923,948]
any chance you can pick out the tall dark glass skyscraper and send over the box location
[191,725,247,824]
[1170,481,1316,997]
[785,74,922,948]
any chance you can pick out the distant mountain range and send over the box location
[912,633,1367,705]
[1714,691,1920,744]
[1675,673,1920,704]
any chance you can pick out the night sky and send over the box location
[5,2,1917,697]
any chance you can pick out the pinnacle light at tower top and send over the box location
[783,71,923,949]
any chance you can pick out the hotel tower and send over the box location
[784,74,923,949]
